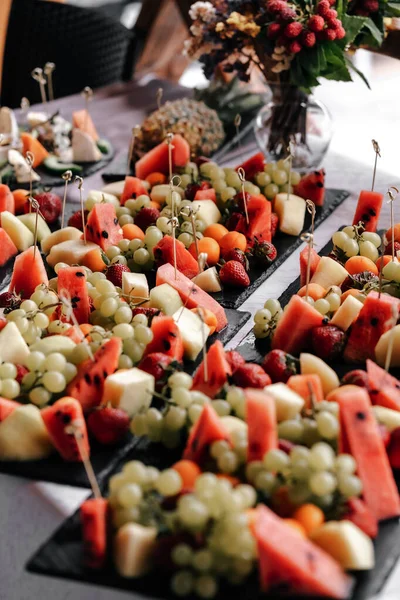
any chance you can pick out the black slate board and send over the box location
[0,308,249,487]
[5,140,114,191]
[26,435,400,600]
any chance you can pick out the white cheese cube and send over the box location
[41,227,83,254]
[172,307,210,361]
[122,272,149,301]
[0,322,30,365]
[149,284,183,315]
[274,193,306,236]
[264,383,304,421]
[330,295,363,331]
[87,190,120,209]
[114,523,157,578]
[102,180,125,198]
[46,239,99,267]
[191,200,221,228]
[103,368,154,417]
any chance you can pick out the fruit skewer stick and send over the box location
[81,86,94,132]
[156,87,165,139]
[385,304,399,372]
[28,197,45,258]
[59,292,95,362]
[126,126,140,177]
[166,132,174,183]
[197,307,209,383]
[300,232,314,302]
[387,186,399,261]
[61,170,72,229]
[306,199,316,237]
[234,113,245,165]
[43,62,56,102]
[75,176,87,244]
[169,174,180,279]
[31,68,47,104]
[371,139,381,192]
[286,142,293,203]
[25,151,35,212]
[237,167,249,225]
[65,422,101,499]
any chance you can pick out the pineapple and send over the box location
[135,98,225,158]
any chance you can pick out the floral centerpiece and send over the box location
[185,0,400,167]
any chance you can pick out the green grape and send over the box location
[106,245,121,260]
[64,362,78,383]
[210,440,230,459]
[117,483,143,508]
[290,445,310,463]
[212,179,227,193]
[21,372,37,389]
[42,371,66,394]
[243,182,260,195]
[29,386,51,406]
[343,237,359,258]
[33,312,50,329]
[290,171,301,185]
[134,195,151,210]
[44,352,67,372]
[254,308,272,325]
[316,411,339,440]
[134,248,150,265]
[155,468,182,496]
[1,379,19,399]
[114,306,133,324]
[302,418,320,446]
[264,163,278,176]
[164,406,187,431]
[327,293,341,312]
[279,183,293,194]
[225,171,241,188]
[192,549,212,573]
[263,298,281,315]
[134,324,153,345]
[178,233,193,247]
[112,507,139,529]
[95,279,116,294]
[342,226,356,238]
[171,570,194,597]
[309,442,335,471]
[129,238,144,252]
[314,298,331,315]
[309,471,337,496]
[88,271,106,285]
[191,391,210,405]
[212,399,231,417]
[217,450,238,474]
[7,309,26,322]
[113,323,135,340]
[30,290,46,305]
[335,453,356,475]
[291,459,311,481]
[383,261,400,282]
[254,470,276,493]
[169,372,192,389]
[278,419,304,442]
[119,214,134,226]
[118,354,133,369]
[130,413,148,437]
[111,255,128,266]
[100,297,119,317]
[361,232,381,248]
[272,169,288,185]
[263,448,290,472]
[118,238,131,252]
[255,172,271,187]
[253,323,270,339]
[226,387,244,410]
[171,387,192,408]
[177,494,209,529]
[172,544,193,567]
[20,299,37,312]
[132,313,148,326]
[264,183,279,200]
[195,219,206,233]
[338,474,363,497]
[123,338,144,363]
[123,460,148,484]
[359,240,379,262]
[0,362,17,380]
[332,231,348,249]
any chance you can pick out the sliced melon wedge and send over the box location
[0,405,53,460]
[300,353,340,396]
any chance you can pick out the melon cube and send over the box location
[330,295,363,331]
[310,257,348,289]
[114,523,157,578]
[373,405,400,432]
[300,353,339,396]
[87,190,119,209]
[264,383,304,421]
[274,193,306,236]
[1,210,34,251]
[122,272,149,301]
[30,335,76,359]
[18,213,51,242]
[191,200,221,228]
[172,307,210,361]
[220,415,247,437]
[102,180,125,198]
[41,226,83,254]
[150,184,184,205]
[0,405,53,460]
[375,325,400,367]
[46,239,99,268]
[311,521,374,570]
[193,267,222,293]
[149,283,183,315]
[0,322,30,365]
[103,367,154,417]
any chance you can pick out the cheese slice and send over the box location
[172,307,210,361]
[8,149,40,183]
[0,322,30,365]
[114,523,157,578]
[46,239,99,268]
[41,226,83,254]
[264,383,304,422]
[122,272,149,301]
[0,405,53,461]
[72,129,102,163]
[149,283,183,315]
[103,368,155,417]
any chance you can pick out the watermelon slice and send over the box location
[344,291,400,363]
[156,263,227,332]
[0,397,20,422]
[287,374,324,407]
[135,134,190,180]
[81,497,109,569]
[120,176,149,205]
[192,340,231,398]
[344,497,378,539]
[272,295,324,355]
[366,359,400,410]
[337,386,400,521]
[352,190,384,232]
[9,246,48,298]
[245,389,277,462]
[41,396,90,461]
[85,203,123,251]
[153,235,199,279]
[0,184,15,214]
[72,109,99,141]
[252,505,352,598]
[194,188,216,203]
[57,266,90,325]
[235,152,265,180]
[183,404,231,464]
[234,194,272,246]
[143,315,184,361]
[67,338,122,412]
[0,228,18,266]
[294,169,325,207]
[299,246,320,287]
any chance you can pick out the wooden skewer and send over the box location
[156,87,165,137]
[300,232,314,302]
[28,197,43,257]
[25,151,35,209]
[61,170,72,229]
[20,97,30,116]
[64,422,101,498]
[31,68,47,104]
[234,113,245,165]
[81,86,94,131]
[197,307,208,383]
[127,126,140,177]
[286,142,293,202]
[166,133,174,183]
[197,252,208,274]
[75,176,86,244]
[371,140,381,192]
[169,175,181,280]
[237,167,249,225]
[378,235,386,298]
[385,304,399,372]
[386,186,399,262]
[59,292,95,361]
[43,62,56,102]
[305,199,316,237]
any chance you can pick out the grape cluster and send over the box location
[22,351,78,406]
[253,298,283,339]
[247,441,362,511]
[332,226,381,263]
[5,292,56,346]
[307,285,343,316]
[278,399,340,444]
[199,161,260,204]
[255,159,301,200]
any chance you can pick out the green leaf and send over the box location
[363,17,384,45]
[345,56,371,88]
[323,42,346,67]
[323,63,352,82]
[339,14,368,47]
[387,2,400,16]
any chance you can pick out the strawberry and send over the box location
[131,307,161,325]
[219,260,250,287]
[232,363,271,388]
[261,349,298,383]
[0,291,21,311]
[225,350,246,374]
[185,181,211,201]
[24,192,62,224]
[138,352,177,391]
[106,264,130,287]
[271,212,279,238]
[384,241,400,256]
[68,209,89,231]
[134,207,160,232]
[221,248,249,270]
[251,241,277,266]
[341,369,370,389]
[87,406,130,445]
[225,212,242,231]
[388,427,400,469]
[311,325,346,361]
[15,364,28,384]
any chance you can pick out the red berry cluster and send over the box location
[352,0,379,16]
[267,0,345,54]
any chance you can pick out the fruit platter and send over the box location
[0,103,113,190]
